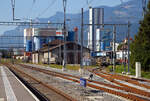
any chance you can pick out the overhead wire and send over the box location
[67,0,94,26]
[36,0,57,18]
[27,0,36,19]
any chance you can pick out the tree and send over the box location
[130,1,150,71]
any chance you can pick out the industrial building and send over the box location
[24,27,83,64]
[24,27,79,52]
[24,28,65,52]
[100,30,112,51]
[88,7,104,51]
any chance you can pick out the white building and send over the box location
[116,51,131,61]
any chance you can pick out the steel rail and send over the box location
[95,69,150,89]
[88,69,150,98]
[17,63,149,101]
[3,63,77,101]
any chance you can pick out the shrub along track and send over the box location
[3,63,77,101]
[11,63,150,101]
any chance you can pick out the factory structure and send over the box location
[88,7,113,57]
[88,7,104,52]
[22,7,118,65]
[87,7,131,65]
[24,28,65,52]
[24,27,90,64]
[21,7,131,66]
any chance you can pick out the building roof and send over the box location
[32,41,90,53]
[43,39,64,47]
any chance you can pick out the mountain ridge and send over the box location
[0,0,143,48]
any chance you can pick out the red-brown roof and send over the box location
[43,39,64,47]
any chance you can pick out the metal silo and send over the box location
[26,40,32,52]
[34,37,41,51]
[101,42,105,51]
[88,7,104,51]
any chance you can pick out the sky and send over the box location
[0,0,131,21]
[0,0,130,34]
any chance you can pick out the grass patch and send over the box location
[1,58,97,70]
[0,58,23,64]
[38,63,97,70]
[50,64,63,69]
[108,65,135,75]
[1,58,12,63]
[107,65,150,79]
[141,71,150,79]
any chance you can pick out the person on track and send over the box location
[89,73,93,80]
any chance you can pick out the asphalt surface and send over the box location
[0,66,39,101]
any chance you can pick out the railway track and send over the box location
[3,63,77,101]
[88,69,150,98]
[10,63,150,101]
[96,69,150,89]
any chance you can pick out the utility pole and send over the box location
[11,0,15,20]
[127,21,130,74]
[113,25,116,72]
[80,8,84,73]
[48,38,50,65]
[123,44,126,73]
[30,19,35,64]
[10,47,14,64]
[11,0,20,21]
[62,0,67,71]
[30,19,33,52]
[48,21,50,65]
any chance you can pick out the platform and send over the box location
[0,66,39,101]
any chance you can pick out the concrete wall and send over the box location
[32,53,39,64]
[44,52,51,59]
[32,54,35,63]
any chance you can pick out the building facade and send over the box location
[32,41,90,64]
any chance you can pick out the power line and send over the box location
[27,0,36,19]
[86,0,94,7]
[0,21,63,26]
[67,0,94,23]
[36,0,57,18]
